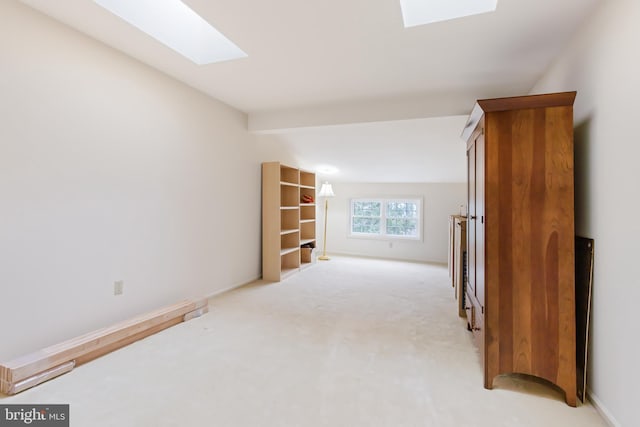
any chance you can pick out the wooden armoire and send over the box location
[461,92,577,406]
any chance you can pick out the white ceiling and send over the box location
[19,0,602,182]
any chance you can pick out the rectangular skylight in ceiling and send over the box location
[400,0,498,28]
[94,0,247,65]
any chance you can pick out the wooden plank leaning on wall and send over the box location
[0,298,208,395]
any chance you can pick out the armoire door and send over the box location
[475,132,485,313]
[467,143,476,301]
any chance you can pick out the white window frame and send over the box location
[349,197,422,241]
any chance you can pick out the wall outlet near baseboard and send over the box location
[114,280,124,296]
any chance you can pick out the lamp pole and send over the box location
[317,182,335,261]
[319,197,330,260]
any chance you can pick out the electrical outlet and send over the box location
[114,280,124,296]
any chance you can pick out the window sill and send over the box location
[348,233,422,242]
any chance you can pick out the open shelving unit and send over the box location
[262,162,317,281]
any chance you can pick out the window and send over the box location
[350,198,421,239]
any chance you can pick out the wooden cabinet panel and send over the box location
[454,217,467,317]
[462,92,577,406]
[449,215,467,317]
[475,131,485,314]
[467,143,477,300]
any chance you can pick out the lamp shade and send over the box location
[318,182,335,198]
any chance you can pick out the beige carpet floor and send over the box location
[1,256,607,426]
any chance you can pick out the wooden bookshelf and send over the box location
[262,162,317,281]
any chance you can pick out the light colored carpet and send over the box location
[1,256,606,426]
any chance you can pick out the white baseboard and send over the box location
[328,251,447,266]
[205,276,260,300]
[587,388,621,427]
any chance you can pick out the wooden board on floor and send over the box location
[0,298,208,395]
[575,236,594,403]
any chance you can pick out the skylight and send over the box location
[94,0,247,65]
[400,0,498,28]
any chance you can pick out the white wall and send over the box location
[531,1,640,425]
[253,134,302,170]
[0,1,261,361]
[322,182,466,263]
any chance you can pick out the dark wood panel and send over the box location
[575,236,594,403]
[465,290,484,354]
[483,114,502,388]
[478,92,576,113]
[454,217,468,317]
[475,132,485,313]
[546,106,576,406]
[449,216,455,284]
[511,109,535,376]
[529,109,551,380]
[467,143,477,299]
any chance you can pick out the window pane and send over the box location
[352,217,381,234]
[353,201,381,217]
[386,201,418,218]
[386,218,418,236]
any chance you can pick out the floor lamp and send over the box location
[318,181,335,261]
